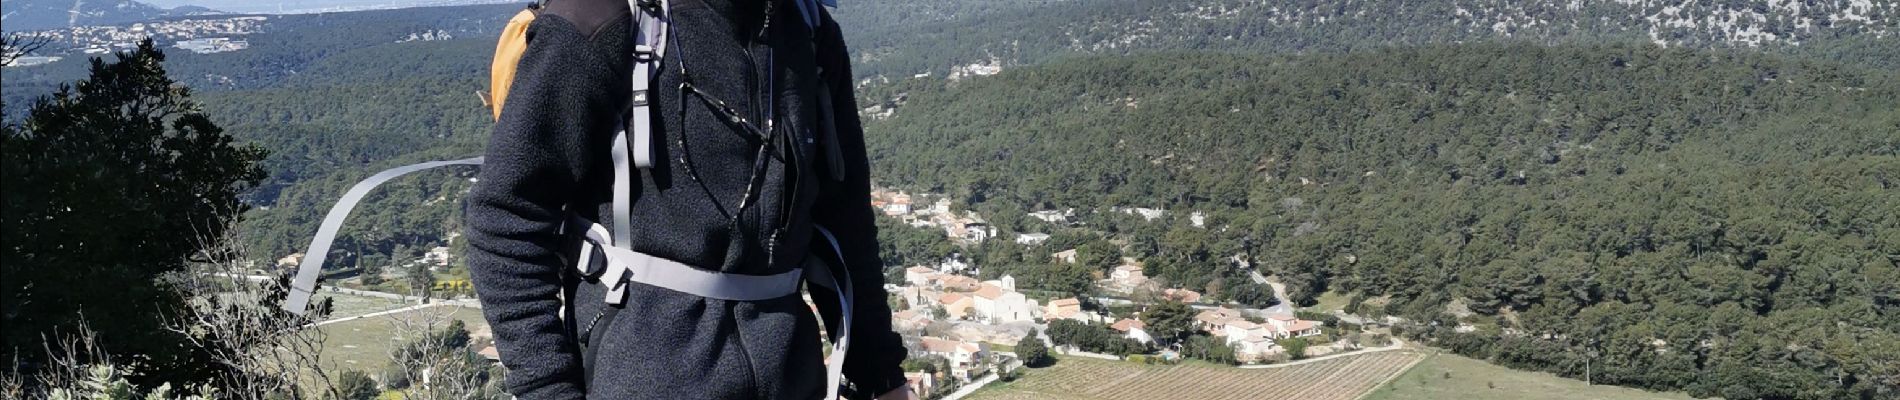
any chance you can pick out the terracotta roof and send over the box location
[937,293,967,305]
[938,275,980,291]
[1268,314,1297,321]
[920,337,982,354]
[1111,319,1147,332]
[1050,298,1080,307]
[1197,308,1241,322]
[974,284,1005,300]
[919,337,962,353]
[1164,288,1203,302]
[1047,309,1080,320]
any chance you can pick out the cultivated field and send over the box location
[312,292,408,320]
[1362,353,1701,400]
[967,351,1426,400]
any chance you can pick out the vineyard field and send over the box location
[967,351,1426,400]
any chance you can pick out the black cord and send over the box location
[657,0,800,230]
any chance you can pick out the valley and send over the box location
[2,0,1895,399]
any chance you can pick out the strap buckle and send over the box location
[633,45,656,62]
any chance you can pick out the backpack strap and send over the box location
[616,0,669,247]
[808,225,855,400]
[625,0,669,170]
[282,157,487,315]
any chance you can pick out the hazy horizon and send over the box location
[141,0,517,14]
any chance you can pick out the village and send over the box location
[864,189,1386,399]
[268,187,1389,400]
[22,16,268,57]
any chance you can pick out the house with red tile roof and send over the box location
[1111,318,1153,344]
[1265,313,1321,339]
[918,337,989,380]
[1045,298,1083,321]
[937,293,973,320]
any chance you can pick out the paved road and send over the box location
[941,356,1022,400]
[1249,271,1295,316]
[307,302,443,328]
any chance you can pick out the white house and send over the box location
[1111,319,1153,344]
[919,337,989,380]
[1222,320,1268,343]
[1109,265,1148,292]
[1045,298,1082,321]
[904,372,936,399]
[1265,314,1322,339]
[1015,233,1051,245]
[938,293,973,320]
[1051,249,1078,264]
[1234,337,1278,361]
[972,283,1034,324]
[904,266,938,287]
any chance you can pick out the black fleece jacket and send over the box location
[463,0,907,398]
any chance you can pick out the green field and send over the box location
[1363,352,1702,400]
[315,304,489,373]
[312,292,408,320]
[1311,290,1352,314]
[967,351,1424,400]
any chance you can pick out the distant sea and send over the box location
[142,0,519,14]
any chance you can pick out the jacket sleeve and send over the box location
[464,14,624,400]
[807,11,912,399]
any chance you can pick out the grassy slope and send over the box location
[315,305,488,373]
[968,351,1423,400]
[1363,352,1702,400]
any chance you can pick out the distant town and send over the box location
[4,16,267,67]
[858,189,1395,398]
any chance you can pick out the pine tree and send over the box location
[1016,329,1052,368]
[1,39,266,386]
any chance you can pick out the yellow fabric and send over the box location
[489,7,539,121]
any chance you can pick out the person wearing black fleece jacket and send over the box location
[463,0,912,398]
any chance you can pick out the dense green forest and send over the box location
[4,0,1894,277]
[836,0,1900,78]
[860,44,1899,398]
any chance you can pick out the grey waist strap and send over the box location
[574,217,854,400]
[572,217,803,303]
[810,225,853,400]
[283,157,485,315]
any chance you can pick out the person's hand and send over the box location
[874,386,918,400]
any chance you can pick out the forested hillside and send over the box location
[836,0,1900,78]
[861,44,1899,399]
[4,3,1897,397]
[0,0,219,31]
[6,0,1894,269]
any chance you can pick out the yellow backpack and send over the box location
[485,3,542,121]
